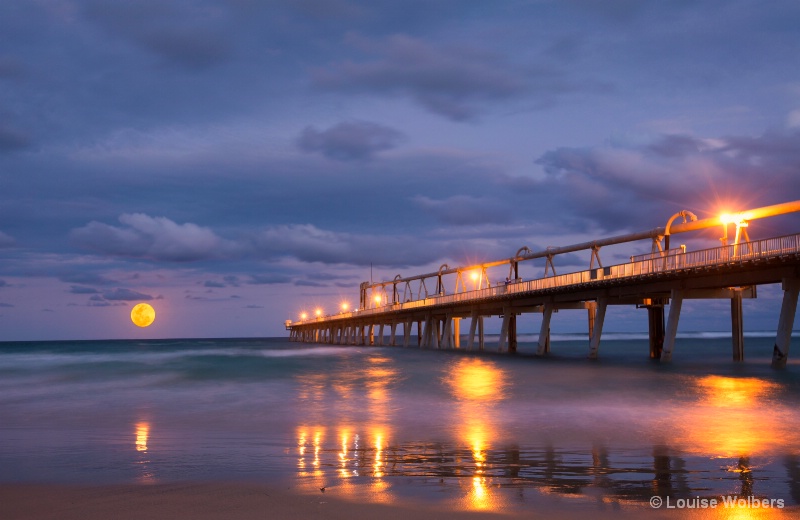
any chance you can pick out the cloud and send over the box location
[295,280,328,287]
[59,272,118,286]
[247,274,293,285]
[0,302,13,308]
[412,195,512,226]
[0,125,30,152]
[102,288,154,301]
[69,285,100,294]
[0,230,16,247]
[312,34,528,121]
[83,1,232,69]
[297,120,404,161]
[254,223,449,267]
[788,110,800,129]
[531,128,800,232]
[71,213,239,262]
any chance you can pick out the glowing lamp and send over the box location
[300,312,307,320]
[315,308,322,317]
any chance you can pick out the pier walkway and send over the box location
[286,201,800,366]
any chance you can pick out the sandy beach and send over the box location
[0,482,539,520]
[4,482,796,520]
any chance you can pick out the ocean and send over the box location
[1,334,799,514]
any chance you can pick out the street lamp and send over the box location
[470,271,479,290]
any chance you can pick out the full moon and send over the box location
[131,303,156,328]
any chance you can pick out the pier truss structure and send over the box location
[286,201,800,366]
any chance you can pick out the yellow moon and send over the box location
[131,303,156,328]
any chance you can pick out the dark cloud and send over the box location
[69,285,99,294]
[312,34,529,121]
[412,195,512,226]
[0,302,13,307]
[0,55,25,79]
[247,274,293,285]
[295,280,327,287]
[532,128,800,233]
[253,224,451,267]
[297,120,404,161]
[0,124,30,152]
[71,213,239,262]
[0,231,15,247]
[88,295,113,307]
[102,288,154,301]
[82,1,232,69]
[203,280,226,288]
[59,273,118,286]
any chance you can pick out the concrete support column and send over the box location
[403,321,411,347]
[660,289,684,362]
[731,289,744,361]
[453,317,461,348]
[648,306,665,359]
[377,323,384,346]
[499,307,511,352]
[468,311,478,350]
[390,322,397,346]
[537,304,553,355]
[588,298,608,359]
[508,312,517,353]
[478,315,485,351]
[772,278,800,368]
[442,314,453,349]
[422,315,432,348]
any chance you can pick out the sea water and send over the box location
[1,334,799,512]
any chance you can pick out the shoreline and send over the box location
[2,481,795,520]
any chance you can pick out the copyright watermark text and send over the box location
[650,495,784,509]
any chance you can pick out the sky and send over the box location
[1,0,800,341]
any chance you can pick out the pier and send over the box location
[286,201,800,366]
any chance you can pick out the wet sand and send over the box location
[3,482,795,520]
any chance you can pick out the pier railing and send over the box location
[296,233,800,324]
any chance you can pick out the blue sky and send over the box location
[1,0,800,341]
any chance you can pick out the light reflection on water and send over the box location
[674,375,799,458]
[2,338,800,516]
[288,353,800,513]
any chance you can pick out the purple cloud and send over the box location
[71,213,239,262]
[297,120,404,161]
[312,34,528,121]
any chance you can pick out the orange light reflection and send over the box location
[135,422,149,452]
[674,375,798,459]
[443,358,509,511]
